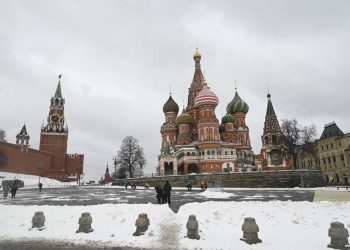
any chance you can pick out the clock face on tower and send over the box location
[50,114,60,123]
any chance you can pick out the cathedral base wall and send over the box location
[112,170,325,188]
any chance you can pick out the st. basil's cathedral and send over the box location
[159,49,256,175]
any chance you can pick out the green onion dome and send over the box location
[221,113,235,124]
[176,109,193,125]
[163,95,179,114]
[226,91,249,114]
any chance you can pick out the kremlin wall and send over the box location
[0,76,84,181]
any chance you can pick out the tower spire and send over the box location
[54,74,63,98]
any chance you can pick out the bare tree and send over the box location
[281,119,317,169]
[301,125,317,153]
[114,136,146,178]
[281,119,300,169]
[0,129,6,141]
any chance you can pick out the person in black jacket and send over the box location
[154,184,163,204]
[163,180,172,206]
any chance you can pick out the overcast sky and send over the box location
[1,0,349,180]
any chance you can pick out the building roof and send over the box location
[320,122,344,139]
[18,124,28,136]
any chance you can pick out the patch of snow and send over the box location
[0,171,77,189]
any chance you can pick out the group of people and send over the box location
[125,182,136,189]
[2,183,18,200]
[200,181,208,191]
[154,180,172,205]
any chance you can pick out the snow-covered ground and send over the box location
[0,200,349,249]
[0,171,77,189]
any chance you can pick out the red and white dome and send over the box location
[194,85,219,107]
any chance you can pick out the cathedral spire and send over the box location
[263,92,281,134]
[265,92,276,117]
[191,48,204,88]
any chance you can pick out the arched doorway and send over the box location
[325,174,329,184]
[164,162,174,175]
[335,173,340,184]
[177,164,184,175]
[188,163,199,174]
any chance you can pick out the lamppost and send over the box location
[113,157,118,179]
[38,167,43,184]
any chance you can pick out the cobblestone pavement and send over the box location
[0,186,315,213]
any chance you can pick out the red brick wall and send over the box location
[39,133,67,170]
[0,141,52,175]
[65,153,84,176]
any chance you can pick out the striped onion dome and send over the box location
[194,85,219,107]
[227,91,249,114]
[176,109,193,125]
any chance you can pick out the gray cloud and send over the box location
[1,0,349,180]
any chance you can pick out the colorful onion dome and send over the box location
[176,109,193,125]
[163,95,179,114]
[226,91,249,114]
[194,85,219,107]
[221,113,235,124]
[193,48,201,61]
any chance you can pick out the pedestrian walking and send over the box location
[163,180,172,206]
[155,184,163,204]
[200,182,204,191]
[10,184,18,199]
[38,182,43,192]
[204,181,208,190]
[187,182,192,191]
[3,183,9,199]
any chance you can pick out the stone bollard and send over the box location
[32,211,45,229]
[327,221,350,249]
[186,215,200,240]
[240,217,262,244]
[133,213,150,236]
[76,212,94,233]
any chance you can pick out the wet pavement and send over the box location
[0,186,315,213]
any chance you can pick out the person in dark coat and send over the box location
[204,181,208,190]
[155,184,163,204]
[38,182,43,192]
[163,180,172,206]
[10,184,18,199]
[3,183,9,199]
[186,182,192,191]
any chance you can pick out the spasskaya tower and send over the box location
[39,75,84,179]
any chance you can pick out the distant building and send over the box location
[316,122,350,185]
[0,76,84,181]
[104,163,112,183]
[158,49,253,175]
[256,93,290,171]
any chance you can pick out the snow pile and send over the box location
[0,201,349,249]
[198,189,233,199]
[0,171,77,189]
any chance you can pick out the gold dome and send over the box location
[193,48,201,60]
